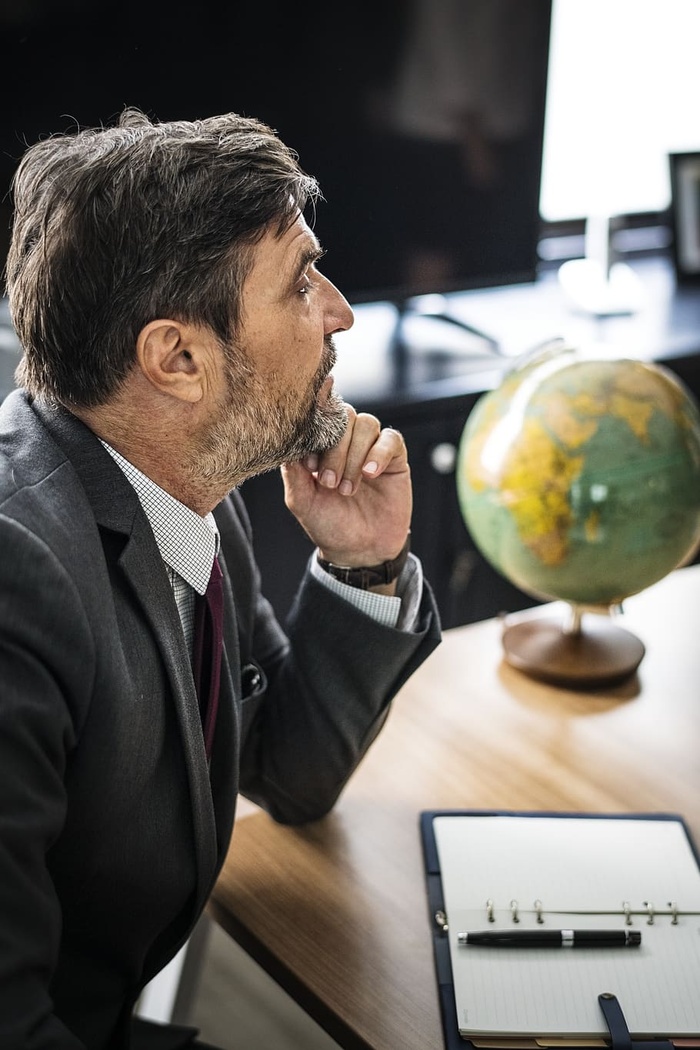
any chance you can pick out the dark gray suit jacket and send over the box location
[0,390,440,1050]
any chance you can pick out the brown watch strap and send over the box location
[316,533,411,590]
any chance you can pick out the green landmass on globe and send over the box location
[457,341,700,608]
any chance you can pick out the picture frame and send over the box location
[669,151,700,280]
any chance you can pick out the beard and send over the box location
[190,336,348,489]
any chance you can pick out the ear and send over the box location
[136,319,215,403]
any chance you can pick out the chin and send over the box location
[311,399,348,453]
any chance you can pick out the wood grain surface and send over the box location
[211,565,700,1050]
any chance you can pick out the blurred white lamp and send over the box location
[557,214,642,316]
[540,0,700,317]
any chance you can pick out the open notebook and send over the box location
[420,811,700,1048]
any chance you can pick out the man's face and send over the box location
[195,213,354,486]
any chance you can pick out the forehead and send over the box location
[248,213,319,282]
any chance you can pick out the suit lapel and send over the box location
[30,397,221,906]
[117,524,219,894]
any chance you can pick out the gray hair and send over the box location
[7,107,320,407]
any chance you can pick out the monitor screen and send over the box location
[0,0,552,306]
[540,0,700,223]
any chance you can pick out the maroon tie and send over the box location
[192,556,224,760]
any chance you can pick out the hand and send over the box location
[281,404,412,567]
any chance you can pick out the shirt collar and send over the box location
[100,442,219,596]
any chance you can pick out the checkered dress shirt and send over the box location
[101,443,219,653]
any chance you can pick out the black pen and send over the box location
[457,929,642,948]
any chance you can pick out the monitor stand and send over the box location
[387,294,503,388]
[557,215,643,317]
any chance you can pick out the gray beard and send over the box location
[270,386,348,463]
[191,338,348,488]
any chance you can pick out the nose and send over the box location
[324,276,354,335]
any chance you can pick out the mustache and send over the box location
[314,336,338,392]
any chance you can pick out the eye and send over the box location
[298,268,319,296]
[295,249,325,297]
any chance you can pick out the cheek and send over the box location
[248,316,325,391]
[284,335,325,388]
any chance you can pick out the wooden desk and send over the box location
[210,565,700,1050]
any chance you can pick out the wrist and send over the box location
[316,533,411,591]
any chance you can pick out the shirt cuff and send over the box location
[310,552,423,631]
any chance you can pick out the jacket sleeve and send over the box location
[0,514,89,1049]
[218,491,442,825]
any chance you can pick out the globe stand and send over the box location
[501,604,646,689]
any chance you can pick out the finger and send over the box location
[318,417,408,497]
[314,407,375,493]
[361,427,408,478]
[337,412,386,494]
[280,460,315,517]
[301,412,352,475]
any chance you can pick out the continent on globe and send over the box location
[457,340,700,608]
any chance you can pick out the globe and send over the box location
[456,340,700,686]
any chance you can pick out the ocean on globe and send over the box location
[456,340,700,608]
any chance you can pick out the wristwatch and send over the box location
[316,533,411,590]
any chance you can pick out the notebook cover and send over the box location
[419,809,697,1050]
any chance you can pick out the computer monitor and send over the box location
[1,1,552,333]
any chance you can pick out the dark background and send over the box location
[0,0,551,304]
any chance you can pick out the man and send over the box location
[0,108,441,1049]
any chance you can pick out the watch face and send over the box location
[321,561,389,589]
[317,535,410,590]
[336,565,376,589]
[318,559,373,589]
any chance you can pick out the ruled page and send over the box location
[433,815,700,1038]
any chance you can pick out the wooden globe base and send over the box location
[502,613,645,688]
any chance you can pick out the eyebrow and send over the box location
[289,242,326,287]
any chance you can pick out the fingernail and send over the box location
[306,454,318,471]
[321,469,336,488]
[363,461,378,475]
[339,479,353,495]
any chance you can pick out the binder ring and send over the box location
[510,899,520,923]
[643,900,655,924]
[534,899,544,924]
[485,898,495,923]
[668,900,679,925]
[622,901,632,925]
